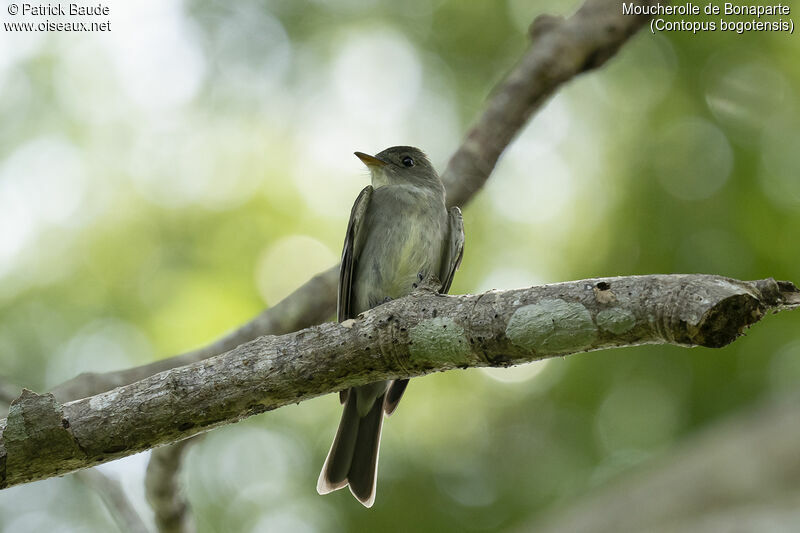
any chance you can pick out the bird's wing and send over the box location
[338,185,374,322]
[438,206,465,295]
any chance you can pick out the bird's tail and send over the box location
[317,390,385,507]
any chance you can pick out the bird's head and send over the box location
[355,146,442,191]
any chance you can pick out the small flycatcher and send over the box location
[317,146,464,507]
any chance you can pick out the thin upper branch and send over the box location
[46,0,663,405]
[0,274,795,490]
[441,0,660,206]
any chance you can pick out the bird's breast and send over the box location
[352,187,447,313]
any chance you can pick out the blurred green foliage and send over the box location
[0,0,798,531]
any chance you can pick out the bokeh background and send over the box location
[1,0,799,531]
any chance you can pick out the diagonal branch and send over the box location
[1,274,795,490]
[50,266,339,403]
[48,0,664,404]
[441,0,660,206]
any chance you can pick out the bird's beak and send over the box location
[354,152,387,168]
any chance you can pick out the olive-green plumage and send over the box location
[317,146,464,507]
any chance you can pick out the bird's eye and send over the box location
[402,156,415,167]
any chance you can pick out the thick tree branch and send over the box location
[47,0,662,404]
[0,275,795,490]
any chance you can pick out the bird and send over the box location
[317,146,464,507]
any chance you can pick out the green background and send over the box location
[0,0,798,531]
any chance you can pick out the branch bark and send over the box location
[0,275,795,490]
[47,0,663,405]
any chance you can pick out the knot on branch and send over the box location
[684,277,799,348]
[692,293,763,349]
[661,277,773,349]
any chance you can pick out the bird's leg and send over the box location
[415,274,443,293]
